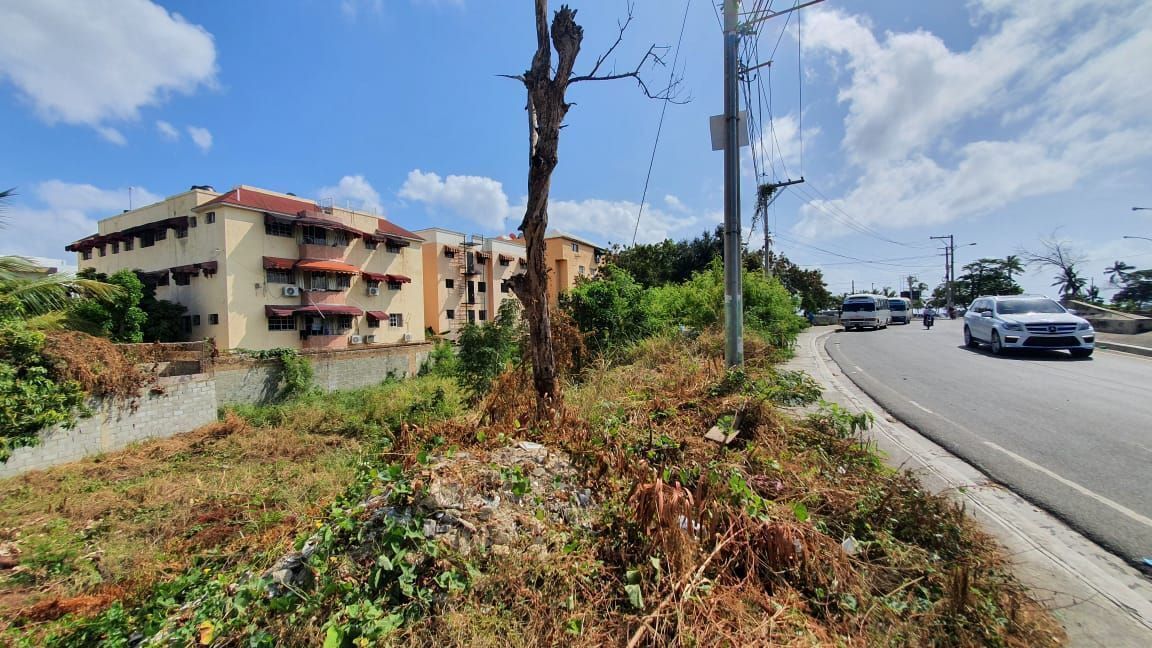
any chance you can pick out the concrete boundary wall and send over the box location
[0,374,218,479]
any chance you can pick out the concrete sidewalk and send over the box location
[784,327,1152,647]
[1095,331,1152,358]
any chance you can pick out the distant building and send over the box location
[416,228,526,337]
[544,231,605,303]
[66,185,425,351]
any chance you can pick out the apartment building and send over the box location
[66,185,425,351]
[544,231,605,303]
[417,228,526,336]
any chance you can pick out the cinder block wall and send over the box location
[0,374,218,479]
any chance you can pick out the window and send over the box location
[99,246,106,257]
[445,278,454,289]
[500,281,509,293]
[266,269,295,284]
[192,314,201,326]
[387,280,402,290]
[571,242,579,252]
[578,265,585,275]
[175,227,188,239]
[181,315,192,333]
[389,313,403,327]
[266,220,293,237]
[141,230,155,247]
[365,238,378,250]
[367,316,380,329]
[499,257,510,267]
[189,216,198,228]
[478,281,486,293]
[174,272,192,286]
[267,316,295,331]
[124,238,133,251]
[385,241,402,254]
[209,314,219,325]
[82,249,92,260]
[444,249,456,258]
[309,272,351,291]
[446,309,455,320]
[479,310,487,321]
[111,242,119,254]
[155,228,166,241]
[337,315,353,332]
[206,211,216,224]
[467,310,476,323]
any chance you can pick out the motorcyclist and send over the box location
[923,304,935,328]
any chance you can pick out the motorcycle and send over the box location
[923,310,935,329]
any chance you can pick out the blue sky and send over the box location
[2,0,1151,298]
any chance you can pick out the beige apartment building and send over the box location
[544,231,605,303]
[416,228,527,336]
[66,185,425,351]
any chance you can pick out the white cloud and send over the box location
[156,120,179,141]
[399,169,512,230]
[318,175,384,214]
[792,1,1152,240]
[340,0,384,18]
[549,199,709,246]
[187,126,212,152]
[95,126,127,146]
[0,0,216,139]
[748,113,819,180]
[1,181,162,260]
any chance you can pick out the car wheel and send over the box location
[1070,348,1093,359]
[990,330,1003,355]
[964,326,977,348]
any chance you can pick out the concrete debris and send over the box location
[261,534,322,597]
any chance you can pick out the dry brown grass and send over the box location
[40,331,152,402]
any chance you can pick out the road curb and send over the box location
[785,329,1152,645]
[1096,340,1152,358]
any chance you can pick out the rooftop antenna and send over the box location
[128,186,133,210]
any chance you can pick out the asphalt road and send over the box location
[824,318,1152,565]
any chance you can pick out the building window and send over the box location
[500,281,510,293]
[173,273,192,286]
[367,317,380,329]
[181,315,192,333]
[267,316,295,331]
[141,230,155,247]
[301,225,328,245]
[98,246,106,257]
[175,227,189,239]
[479,310,487,321]
[206,212,216,224]
[189,216,198,228]
[444,249,456,259]
[266,220,293,237]
[445,278,454,289]
[209,313,219,325]
[365,238,378,250]
[478,281,486,293]
[579,265,585,275]
[124,238,134,251]
[499,257,510,267]
[336,315,354,333]
[155,228,166,241]
[111,242,119,254]
[571,242,579,252]
[385,241,402,254]
[310,272,351,291]
[387,280,402,290]
[81,250,92,260]
[389,313,403,327]
[467,310,476,323]
[446,309,455,320]
[192,314,201,326]
[266,269,295,284]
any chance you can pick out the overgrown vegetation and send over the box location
[234,348,316,399]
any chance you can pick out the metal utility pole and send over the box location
[756,178,805,279]
[722,0,743,367]
[930,235,955,310]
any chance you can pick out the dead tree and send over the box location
[505,1,676,419]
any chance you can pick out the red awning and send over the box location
[518,257,527,265]
[170,264,199,274]
[296,304,364,316]
[295,259,360,274]
[199,261,218,275]
[365,310,389,321]
[384,274,412,284]
[443,245,460,255]
[265,305,296,317]
[498,254,515,262]
[474,252,489,262]
[263,256,295,270]
[361,271,389,282]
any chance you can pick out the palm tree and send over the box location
[0,188,120,318]
[1001,255,1024,282]
[1051,265,1086,299]
[1104,260,1135,286]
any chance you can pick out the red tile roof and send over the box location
[198,187,317,216]
[374,218,423,242]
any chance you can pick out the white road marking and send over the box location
[908,400,934,414]
[982,440,1152,530]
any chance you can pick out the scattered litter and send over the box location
[841,536,859,556]
[517,441,544,451]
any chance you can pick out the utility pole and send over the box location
[930,234,955,311]
[851,279,855,294]
[722,0,743,367]
[756,178,805,279]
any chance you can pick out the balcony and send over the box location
[299,243,346,260]
[300,290,347,306]
[300,333,349,350]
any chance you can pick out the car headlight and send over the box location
[1076,322,1092,331]
[1001,322,1023,331]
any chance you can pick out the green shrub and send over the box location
[420,340,459,378]
[456,300,521,400]
[560,264,653,356]
[0,319,86,461]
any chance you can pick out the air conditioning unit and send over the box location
[349,335,363,344]
[282,285,300,297]
[402,332,413,343]
[367,286,380,296]
[364,335,376,344]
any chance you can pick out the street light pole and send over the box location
[1124,235,1152,244]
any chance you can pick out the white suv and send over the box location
[963,295,1095,358]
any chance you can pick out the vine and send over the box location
[235,348,316,399]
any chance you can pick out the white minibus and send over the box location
[839,294,891,331]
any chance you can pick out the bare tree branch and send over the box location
[578,1,636,81]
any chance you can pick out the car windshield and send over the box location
[890,303,907,310]
[996,299,1065,315]
[842,302,875,312]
